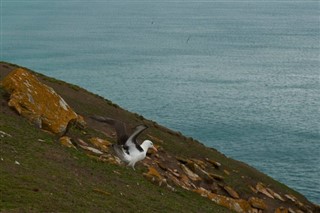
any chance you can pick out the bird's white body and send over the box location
[116,140,156,169]
[90,116,157,170]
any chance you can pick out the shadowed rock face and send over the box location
[1,68,84,134]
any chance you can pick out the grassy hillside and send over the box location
[0,62,318,213]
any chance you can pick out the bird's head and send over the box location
[143,140,158,152]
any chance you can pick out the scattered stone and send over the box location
[1,68,85,134]
[266,187,285,201]
[93,188,110,196]
[284,194,305,209]
[0,130,12,138]
[274,207,288,213]
[207,192,253,213]
[209,172,224,181]
[194,187,210,197]
[249,185,258,193]
[143,166,163,182]
[87,153,120,165]
[288,208,296,213]
[248,197,267,210]
[180,164,201,182]
[104,155,122,165]
[77,138,88,146]
[79,145,103,155]
[223,185,240,199]
[284,194,296,203]
[15,160,20,165]
[186,161,213,182]
[59,136,75,148]
[256,182,274,199]
[166,183,176,192]
[167,168,180,178]
[157,161,167,171]
[37,139,45,142]
[166,172,185,189]
[89,137,111,152]
[223,169,230,175]
[210,182,220,193]
[113,170,121,175]
[191,158,207,169]
[252,208,259,213]
[143,166,171,189]
[205,158,221,168]
[178,173,194,190]
[176,156,192,164]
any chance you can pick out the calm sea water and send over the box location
[2,1,319,203]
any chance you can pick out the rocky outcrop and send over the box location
[1,68,84,134]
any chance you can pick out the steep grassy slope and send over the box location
[0,88,228,212]
[0,62,318,212]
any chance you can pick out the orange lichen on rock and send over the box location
[59,136,75,148]
[274,207,289,213]
[207,192,253,213]
[1,68,83,134]
[89,137,112,152]
[143,166,167,187]
[223,185,240,199]
[193,186,253,213]
[143,166,163,180]
[256,182,275,199]
[248,197,267,210]
[193,187,210,197]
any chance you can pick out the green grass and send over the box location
[0,101,229,212]
[1,62,315,212]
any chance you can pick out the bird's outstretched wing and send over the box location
[125,125,148,153]
[90,115,129,144]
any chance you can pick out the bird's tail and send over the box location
[112,144,127,163]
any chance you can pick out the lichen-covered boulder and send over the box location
[1,68,83,134]
[194,187,253,213]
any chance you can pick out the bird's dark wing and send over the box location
[125,125,148,152]
[90,115,129,144]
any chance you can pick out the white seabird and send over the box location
[91,116,157,169]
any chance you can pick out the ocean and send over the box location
[1,0,319,203]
